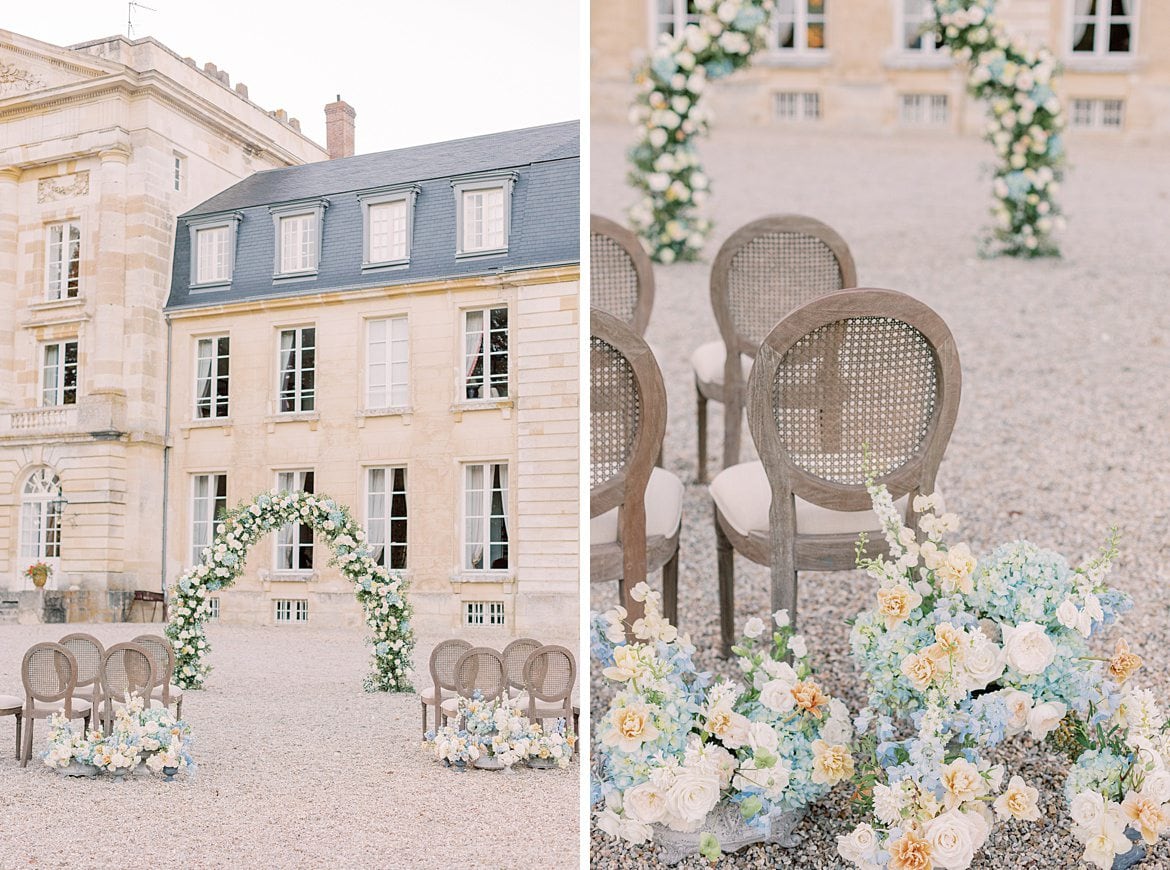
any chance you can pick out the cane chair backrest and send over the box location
[132,635,175,693]
[747,288,961,513]
[590,215,655,335]
[453,647,507,702]
[521,645,576,705]
[22,642,78,704]
[99,643,156,705]
[59,633,104,689]
[712,215,857,360]
[428,639,472,694]
[502,638,543,692]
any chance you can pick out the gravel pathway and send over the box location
[0,623,578,869]
[589,122,1170,868]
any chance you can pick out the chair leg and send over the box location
[663,547,679,628]
[176,697,183,720]
[723,392,742,478]
[716,509,736,658]
[421,700,427,737]
[20,716,33,768]
[696,384,708,484]
[14,713,21,759]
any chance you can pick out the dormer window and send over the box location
[358,185,420,268]
[452,172,517,258]
[188,213,241,289]
[270,199,328,278]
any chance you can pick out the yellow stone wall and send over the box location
[591,0,1170,141]
[164,268,580,640]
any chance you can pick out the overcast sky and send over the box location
[6,0,582,153]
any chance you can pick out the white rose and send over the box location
[998,688,1033,736]
[664,770,721,827]
[773,609,790,627]
[1001,621,1056,675]
[837,822,880,864]
[747,721,779,755]
[623,782,668,824]
[1070,790,1105,828]
[1027,700,1066,741]
[1056,598,1080,631]
[743,616,765,639]
[962,634,1005,691]
[1142,771,1170,804]
[759,678,796,713]
[924,809,978,870]
[788,635,808,658]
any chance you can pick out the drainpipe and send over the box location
[160,316,172,600]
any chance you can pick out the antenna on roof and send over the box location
[127,1,157,37]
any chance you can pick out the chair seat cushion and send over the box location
[440,696,461,716]
[33,698,91,716]
[150,684,184,700]
[710,460,915,538]
[591,467,684,546]
[420,686,455,705]
[0,694,22,712]
[690,340,752,385]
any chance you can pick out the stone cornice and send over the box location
[164,265,581,321]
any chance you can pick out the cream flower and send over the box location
[602,646,649,683]
[1070,790,1106,828]
[1109,639,1144,684]
[924,809,978,870]
[791,680,829,719]
[961,633,1005,691]
[746,721,779,755]
[1001,621,1056,675]
[937,543,976,594]
[999,688,1034,736]
[994,775,1042,821]
[1027,700,1066,741]
[837,822,880,865]
[888,831,933,870]
[901,651,939,691]
[811,739,854,786]
[602,701,658,753]
[623,781,668,824]
[873,781,907,826]
[878,584,923,630]
[743,616,766,638]
[1121,791,1170,844]
[1077,805,1131,870]
[759,678,796,714]
[664,769,721,829]
[940,757,987,809]
[705,706,751,749]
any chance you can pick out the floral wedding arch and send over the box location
[628,0,1066,263]
[165,489,413,692]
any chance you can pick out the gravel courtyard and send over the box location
[590,122,1170,868]
[0,623,579,869]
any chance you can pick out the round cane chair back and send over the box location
[590,215,655,335]
[59,633,104,689]
[453,647,507,702]
[22,642,78,704]
[132,635,175,692]
[713,215,857,359]
[99,643,156,705]
[429,639,472,694]
[521,645,576,704]
[501,638,542,691]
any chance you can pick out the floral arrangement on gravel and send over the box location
[930,0,1066,257]
[166,489,413,692]
[840,479,1140,869]
[628,0,1064,261]
[43,694,194,779]
[424,694,576,770]
[627,0,771,263]
[591,582,853,858]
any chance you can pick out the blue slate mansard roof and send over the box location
[165,120,580,311]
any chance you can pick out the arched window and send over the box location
[20,469,63,560]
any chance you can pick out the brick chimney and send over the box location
[325,95,356,159]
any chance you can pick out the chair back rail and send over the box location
[590,215,655,335]
[22,642,79,711]
[453,647,507,703]
[132,635,176,705]
[521,645,576,717]
[429,639,472,696]
[501,638,543,692]
[99,643,156,714]
[58,633,104,690]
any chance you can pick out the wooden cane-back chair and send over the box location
[590,215,655,335]
[424,639,471,734]
[710,288,961,654]
[20,642,90,766]
[693,215,857,482]
[590,310,682,626]
[502,637,542,697]
[520,645,576,730]
[132,634,184,718]
[59,633,104,710]
[98,643,155,733]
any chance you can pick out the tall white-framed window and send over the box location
[463,307,508,401]
[45,220,81,301]
[20,469,63,566]
[1071,97,1125,129]
[769,0,827,53]
[463,462,509,571]
[452,173,517,257]
[195,335,230,419]
[275,470,314,572]
[898,0,943,53]
[41,341,78,407]
[187,213,240,288]
[774,91,822,121]
[270,200,327,277]
[275,599,308,623]
[359,186,419,267]
[1070,0,1136,57]
[173,153,185,192]
[366,317,409,409]
[277,326,316,413]
[190,473,227,566]
[651,0,701,42]
[366,466,408,570]
[900,93,950,126]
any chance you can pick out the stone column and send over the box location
[91,146,131,403]
[0,167,20,408]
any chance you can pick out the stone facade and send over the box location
[0,28,327,614]
[591,1,1170,142]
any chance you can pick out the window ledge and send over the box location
[180,417,232,432]
[455,247,508,260]
[882,51,955,70]
[265,412,320,424]
[27,297,84,313]
[755,50,831,68]
[361,259,410,272]
[273,270,319,282]
[450,398,513,415]
[261,569,319,585]
[357,406,413,419]
[190,280,232,291]
[450,570,515,586]
[1063,55,1138,74]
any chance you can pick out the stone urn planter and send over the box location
[55,761,98,778]
[526,755,558,769]
[28,566,49,589]
[473,753,505,770]
[652,802,806,865]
